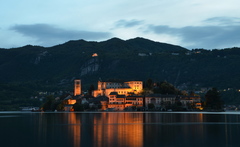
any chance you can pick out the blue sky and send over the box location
[1,0,240,49]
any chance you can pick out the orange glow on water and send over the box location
[93,113,143,147]
[66,113,81,146]
[65,113,143,147]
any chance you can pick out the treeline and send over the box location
[144,80,224,111]
[1,38,240,109]
[143,79,182,95]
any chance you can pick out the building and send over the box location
[69,79,202,111]
[145,94,177,110]
[108,92,143,110]
[62,79,82,111]
[93,81,143,97]
[179,95,202,110]
[88,96,109,110]
[125,95,144,110]
[108,92,125,110]
[74,79,81,96]
[63,95,77,111]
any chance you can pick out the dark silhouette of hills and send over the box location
[0,37,187,83]
[1,37,240,105]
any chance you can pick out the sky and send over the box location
[1,0,240,49]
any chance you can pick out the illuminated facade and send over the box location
[63,95,76,111]
[74,79,81,96]
[108,92,143,110]
[92,53,98,57]
[93,81,143,97]
[62,79,81,111]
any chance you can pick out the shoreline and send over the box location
[0,110,240,114]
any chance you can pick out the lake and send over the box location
[0,111,240,147]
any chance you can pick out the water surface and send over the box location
[0,111,240,147]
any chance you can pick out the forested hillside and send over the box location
[1,37,240,109]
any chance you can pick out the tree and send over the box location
[186,102,195,110]
[172,101,184,111]
[205,88,223,110]
[88,84,95,96]
[83,103,90,110]
[145,78,154,89]
[56,103,64,111]
[189,91,196,96]
[148,103,155,110]
[154,81,180,95]
[42,95,54,111]
[96,102,102,109]
[131,106,136,111]
[73,103,84,111]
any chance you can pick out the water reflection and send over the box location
[60,113,240,147]
[64,113,144,147]
[65,113,81,146]
[1,112,240,147]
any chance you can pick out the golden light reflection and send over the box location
[65,113,144,147]
[65,113,81,146]
[197,113,204,138]
[92,113,143,147]
[183,113,204,137]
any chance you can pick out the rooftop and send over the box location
[109,92,118,95]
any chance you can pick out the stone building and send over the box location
[93,81,143,97]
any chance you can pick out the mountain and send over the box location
[0,37,187,84]
[1,37,240,106]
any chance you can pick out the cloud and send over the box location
[10,24,112,46]
[204,17,240,26]
[148,17,240,49]
[115,19,144,28]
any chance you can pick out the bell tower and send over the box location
[74,79,81,96]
